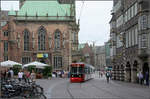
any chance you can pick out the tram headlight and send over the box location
[79,75,81,77]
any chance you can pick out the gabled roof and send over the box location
[8,0,75,21]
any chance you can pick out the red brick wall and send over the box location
[8,18,76,69]
[0,24,9,62]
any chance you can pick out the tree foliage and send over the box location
[13,65,22,75]
[43,66,52,77]
[27,65,36,73]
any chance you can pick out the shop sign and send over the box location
[37,53,48,58]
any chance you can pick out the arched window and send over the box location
[38,26,46,50]
[54,29,61,49]
[24,29,30,51]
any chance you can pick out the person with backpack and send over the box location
[106,71,110,83]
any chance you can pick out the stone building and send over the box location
[95,46,106,71]
[105,41,112,69]
[0,11,9,62]
[0,0,79,71]
[110,0,150,82]
[78,43,94,66]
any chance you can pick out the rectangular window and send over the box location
[135,3,138,15]
[131,6,134,18]
[128,8,131,20]
[132,29,135,46]
[127,9,130,21]
[130,30,132,46]
[142,15,148,29]
[124,11,127,22]
[22,57,31,64]
[135,27,138,45]
[116,15,123,27]
[129,31,131,47]
[139,15,148,30]
[126,32,129,48]
[138,35,141,48]
[3,31,8,36]
[4,56,8,61]
[133,4,135,16]
[116,35,119,48]
[130,7,133,18]
[141,34,147,48]
[4,41,8,52]
[53,56,62,69]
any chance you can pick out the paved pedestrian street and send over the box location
[36,76,150,99]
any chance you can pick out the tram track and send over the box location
[66,82,74,99]
[88,80,124,99]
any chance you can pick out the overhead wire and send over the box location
[78,0,85,21]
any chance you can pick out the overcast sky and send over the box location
[76,1,113,46]
[1,1,113,46]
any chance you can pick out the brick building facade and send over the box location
[0,11,9,62]
[0,0,79,71]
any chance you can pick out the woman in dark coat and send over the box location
[145,71,149,86]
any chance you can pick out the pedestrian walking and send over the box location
[3,70,7,80]
[106,71,110,83]
[18,70,23,82]
[7,69,11,79]
[138,71,143,85]
[100,72,103,78]
[109,71,112,80]
[9,68,14,80]
[137,72,139,83]
[30,70,36,82]
[23,70,30,83]
[68,71,70,78]
[99,71,101,78]
[145,71,149,86]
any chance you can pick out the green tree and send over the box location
[13,65,22,75]
[27,65,36,73]
[43,66,52,77]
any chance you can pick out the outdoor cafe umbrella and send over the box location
[0,60,22,67]
[23,61,49,69]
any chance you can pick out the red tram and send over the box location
[70,63,95,83]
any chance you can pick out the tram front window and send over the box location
[71,67,77,74]
[71,67,84,77]
[79,67,84,74]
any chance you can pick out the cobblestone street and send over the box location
[36,73,150,99]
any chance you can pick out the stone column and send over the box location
[125,62,131,82]
[68,29,72,71]
[131,62,138,83]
